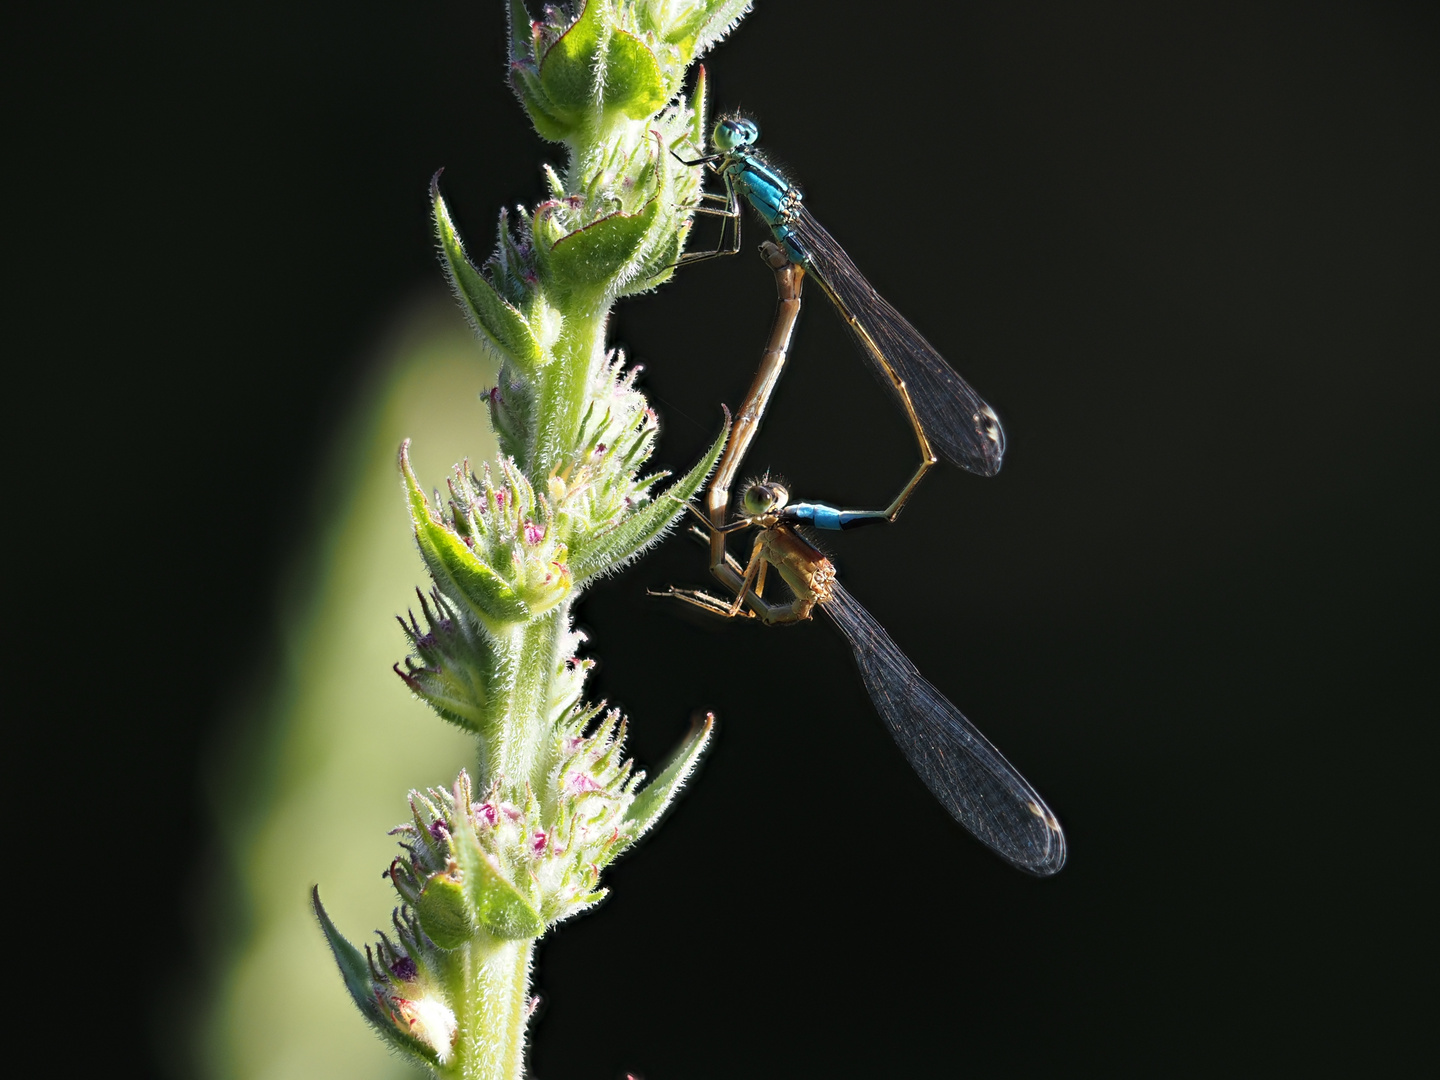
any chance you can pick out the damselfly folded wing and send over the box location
[822,581,1065,875]
[789,208,1007,477]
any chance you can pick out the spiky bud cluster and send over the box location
[399,347,721,640]
[390,709,709,940]
[315,714,711,1067]
[488,350,674,579]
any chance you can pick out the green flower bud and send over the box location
[415,866,475,950]
[394,586,504,733]
[401,440,535,631]
[379,712,715,936]
[312,891,456,1068]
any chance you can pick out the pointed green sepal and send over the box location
[621,712,714,845]
[601,26,668,119]
[694,1,754,55]
[536,0,602,115]
[416,873,477,950]
[571,413,728,581]
[541,196,661,297]
[688,63,709,151]
[432,176,546,371]
[542,163,566,201]
[401,441,532,629]
[651,2,710,48]
[311,887,439,1066]
[511,62,575,143]
[538,1,666,124]
[450,784,545,940]
[506,0,532,62]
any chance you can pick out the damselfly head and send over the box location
[712,116,760,153]
[741,479,789,517]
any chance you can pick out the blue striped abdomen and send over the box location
[727,154,808,265]
[785,503,885,531]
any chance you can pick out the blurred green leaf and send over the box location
[207,307,488,1080]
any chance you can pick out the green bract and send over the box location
[434,182,547,372]
[508,0,749,146]
[315,2,753,1077]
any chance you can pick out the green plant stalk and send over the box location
[488,609,564,799]
[532,314,603,474]
[312,4,755,1076]
[445,936,533,1080]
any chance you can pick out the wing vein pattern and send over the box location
[790,207,1005,476]
[822,581,1065,875]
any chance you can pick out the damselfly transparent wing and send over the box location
[822,581,1065,875]
[789,207,1006,477]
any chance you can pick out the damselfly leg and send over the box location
[677,177,743,266]
[703,243,935,586]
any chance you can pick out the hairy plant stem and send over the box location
[315,6,750,1072]
[490,606,568,793]
[444,935,534,1080]
[462,321,606,1063]
[535,310,606,472]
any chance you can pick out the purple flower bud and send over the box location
[566,772,605,794]
[390,955,418,981]
[531,830,548,855]
[523,520,543,545]
[429,820,450,841]
[474,802,498,828]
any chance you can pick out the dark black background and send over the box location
[15,1,1437,1075]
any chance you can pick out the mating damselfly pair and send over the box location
[656,115,1066,877]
